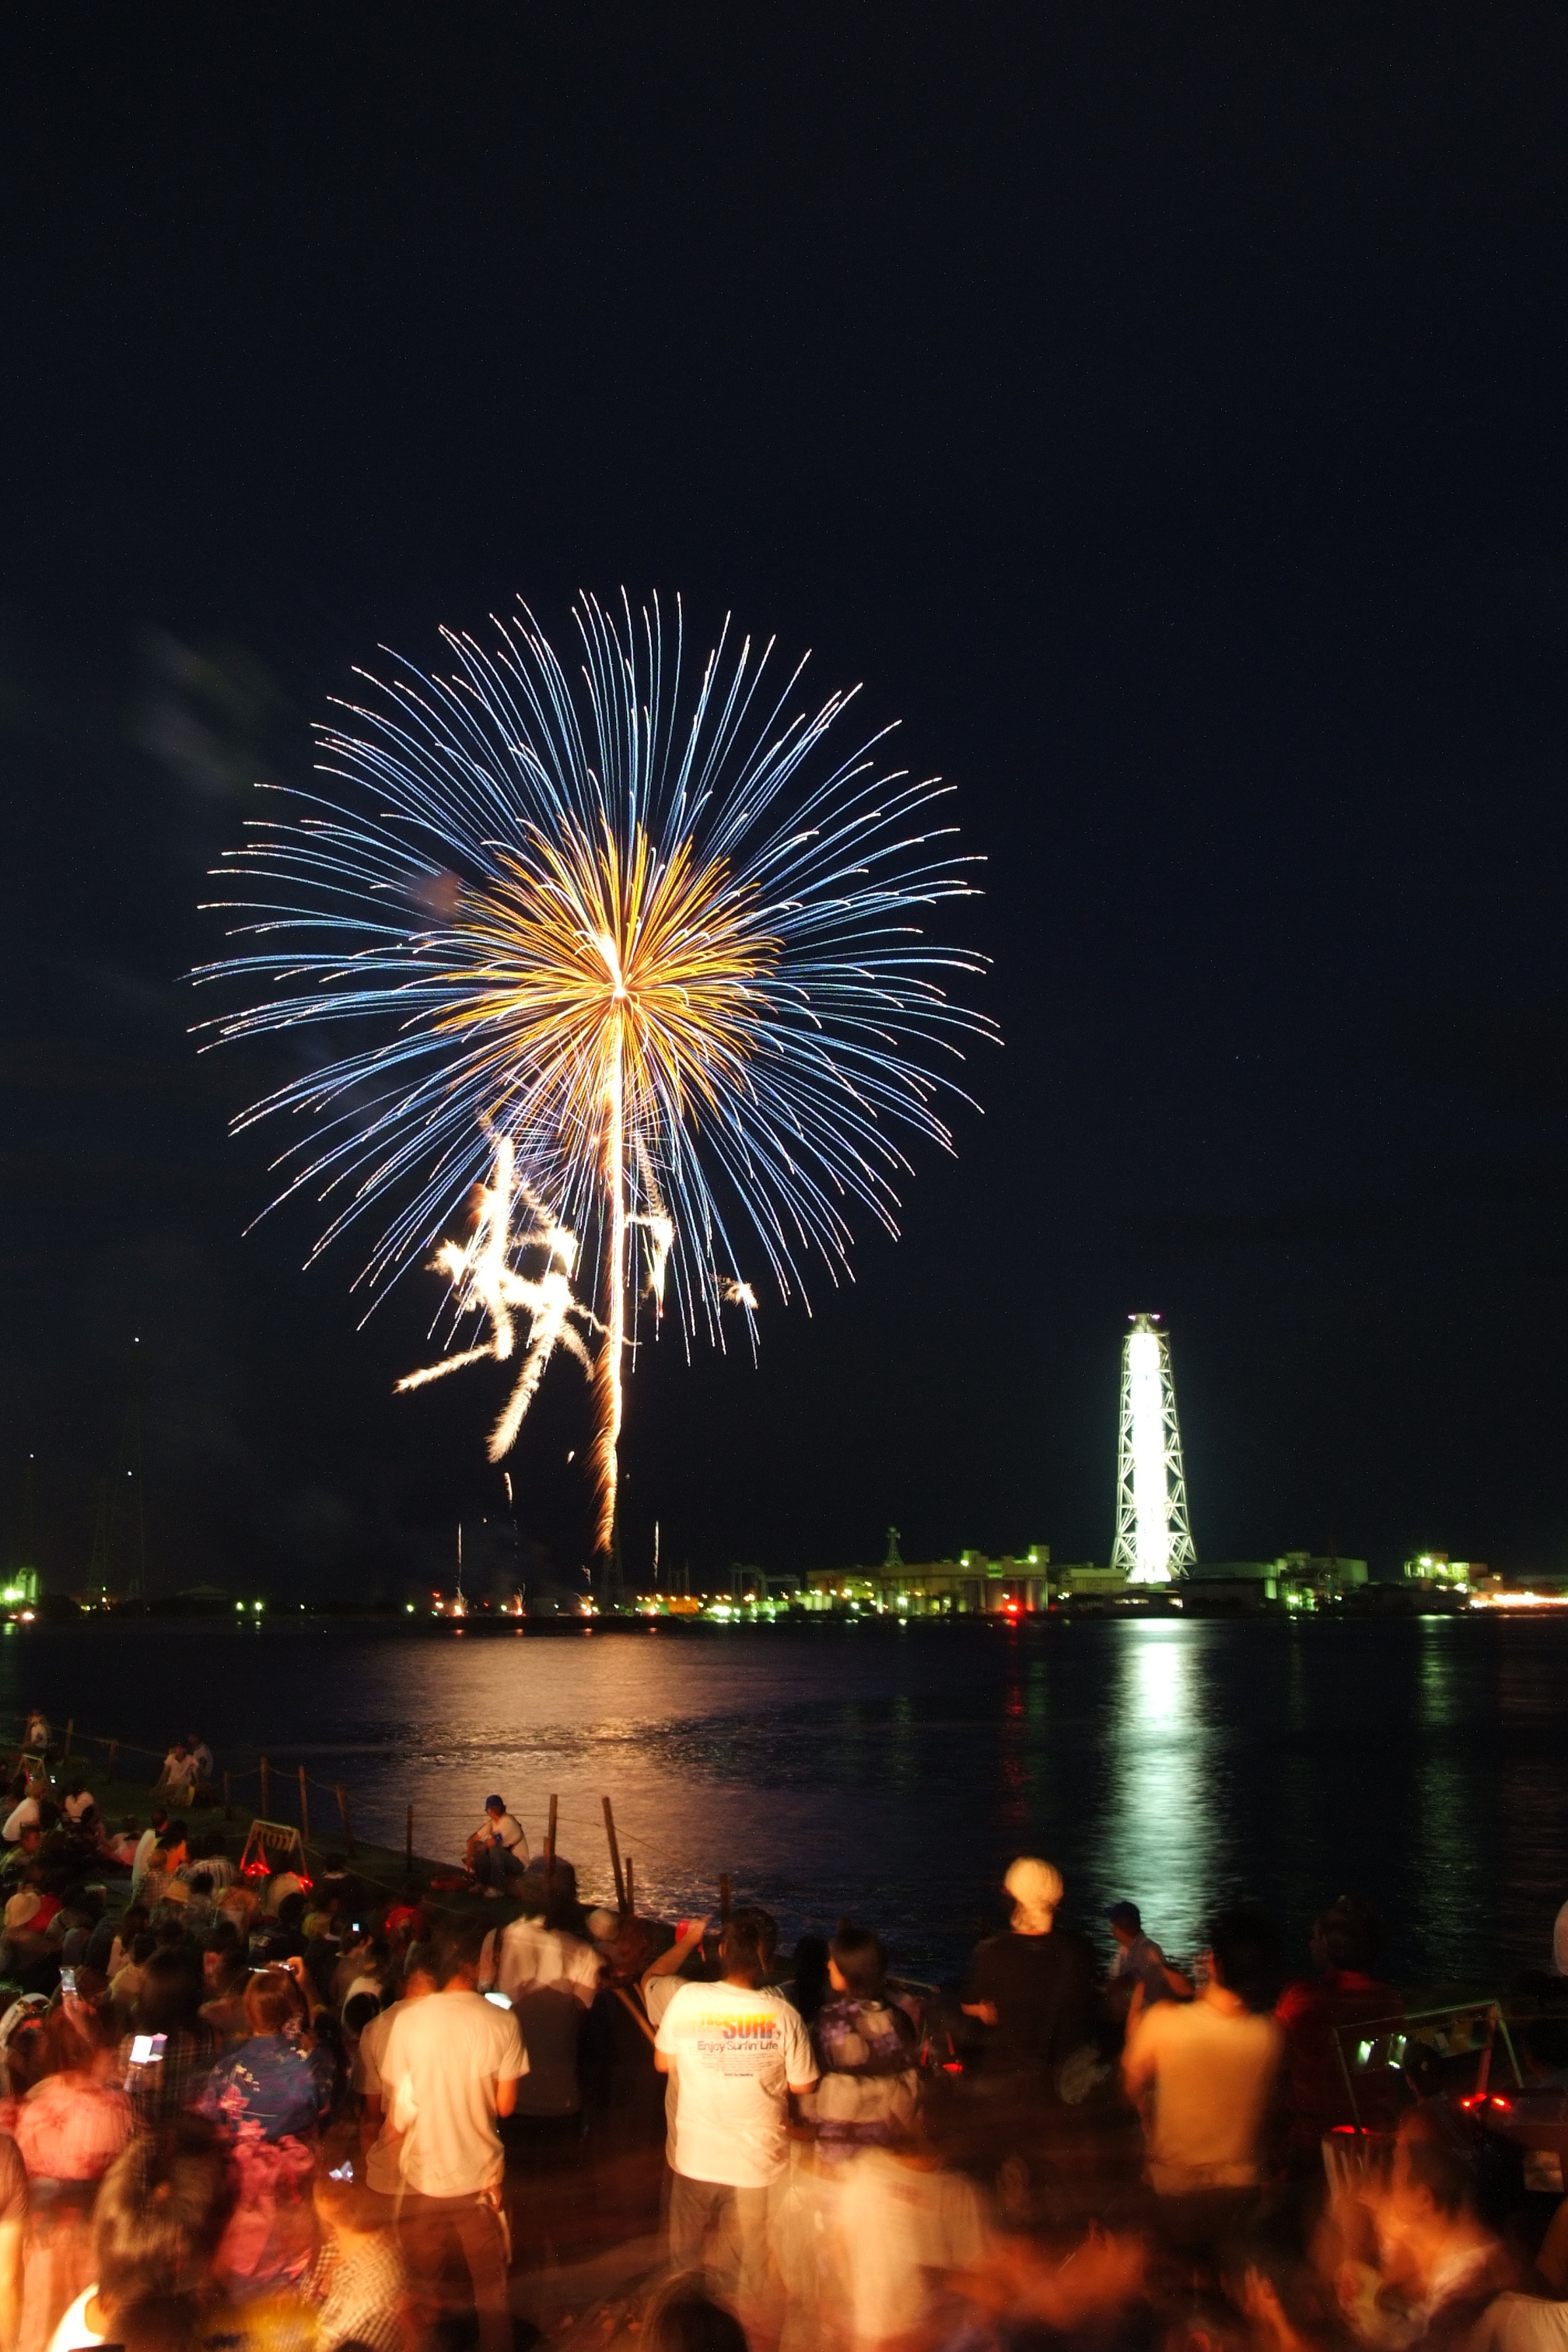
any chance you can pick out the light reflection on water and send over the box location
[1088,1622,1223,1962]
[3,1615,1563,1989]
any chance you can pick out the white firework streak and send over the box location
[395,1137,601,1462]
[722,1279,759,1310]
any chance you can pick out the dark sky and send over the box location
[4,6,1567,1599]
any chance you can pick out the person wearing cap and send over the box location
[464,1795,527,1892]
[1105,1900,1192,2032]
[961,1857,1097,2091]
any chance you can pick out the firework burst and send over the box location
[196,593,991,1551]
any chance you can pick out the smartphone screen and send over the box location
[485,1991,511,2009]
[59,1969,76,1994]
[128,2033,168,2065]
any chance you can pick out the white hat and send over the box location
[4,1891,40,1933]
[1004,1856,1063,1930]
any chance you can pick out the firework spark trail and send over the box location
[394,1136,600,1466]
[197,593,992,1552]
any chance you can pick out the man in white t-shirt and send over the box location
[357,1946,441,2200]
[1123,1902,1283,2237]
[485,1910,601,2007]
[654,1907,815,2326]
[379,1920,527,2352]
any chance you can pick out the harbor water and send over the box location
[3,1612,1559,1989]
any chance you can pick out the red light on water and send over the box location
[1490,2095,1513,2112]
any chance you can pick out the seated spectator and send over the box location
[200,1968,333,2295]
[1,1800,40,1850]
[89,1905,143,1984]
[110,1932,156,2028]
[464,1796,527,1892]
[1105,1898,1193,2027]
[119,1948,219,2134]
[14,2006,131,2351]
[308,2146,411,2352]
[1276,1895,1403,2147]
[201,1966,332,2144]
[129,1815,168,1902]
[98,1820,141,1872]
[198,1946,252,2046]
[261,1870,304,1919]
[153,1746,194,1802]
[1123,1902,1284,2242]
[250,1893,307,1968]
[47,2114,233,2352]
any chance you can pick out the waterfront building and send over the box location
[1403,1551,1482,1591]
[802,1545,1050,1615]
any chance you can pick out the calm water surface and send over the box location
[2,1614,1561,1989]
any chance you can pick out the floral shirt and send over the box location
[200,2030,333,2144]
[808,1994,920,2145]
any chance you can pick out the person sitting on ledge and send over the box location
[464,1795,527,1893]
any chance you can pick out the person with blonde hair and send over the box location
[961,1857,1097,2088]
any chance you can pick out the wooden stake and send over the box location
[404,1804,414,1878]
[336,1783,355,1855]
[544,1793,558,1896]
[297,1765,310,1844]
[602,1795,626,1914]
[64,1720,72,1759]
[259,1756,270,1819]
[719,1871,732,1923]
[223,1771,232,1821]
[624,1855,635,1918]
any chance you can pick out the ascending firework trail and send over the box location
[195,593,992,1555]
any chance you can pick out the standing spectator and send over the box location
[356,1948,440,2207]
[23,1716,48,1756]
[377,1920,526,2352]
[961,1858,1098,2088]
[484,1885,600,2008]
[1122,1902,1284,2243]
[653,1906,816,2330]
[1276,1896,1402,2147]
[802,1925,919,2152]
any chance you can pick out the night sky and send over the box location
[4,8,1567,1600]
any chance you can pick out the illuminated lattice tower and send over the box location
[1110,1313,1196,1585]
